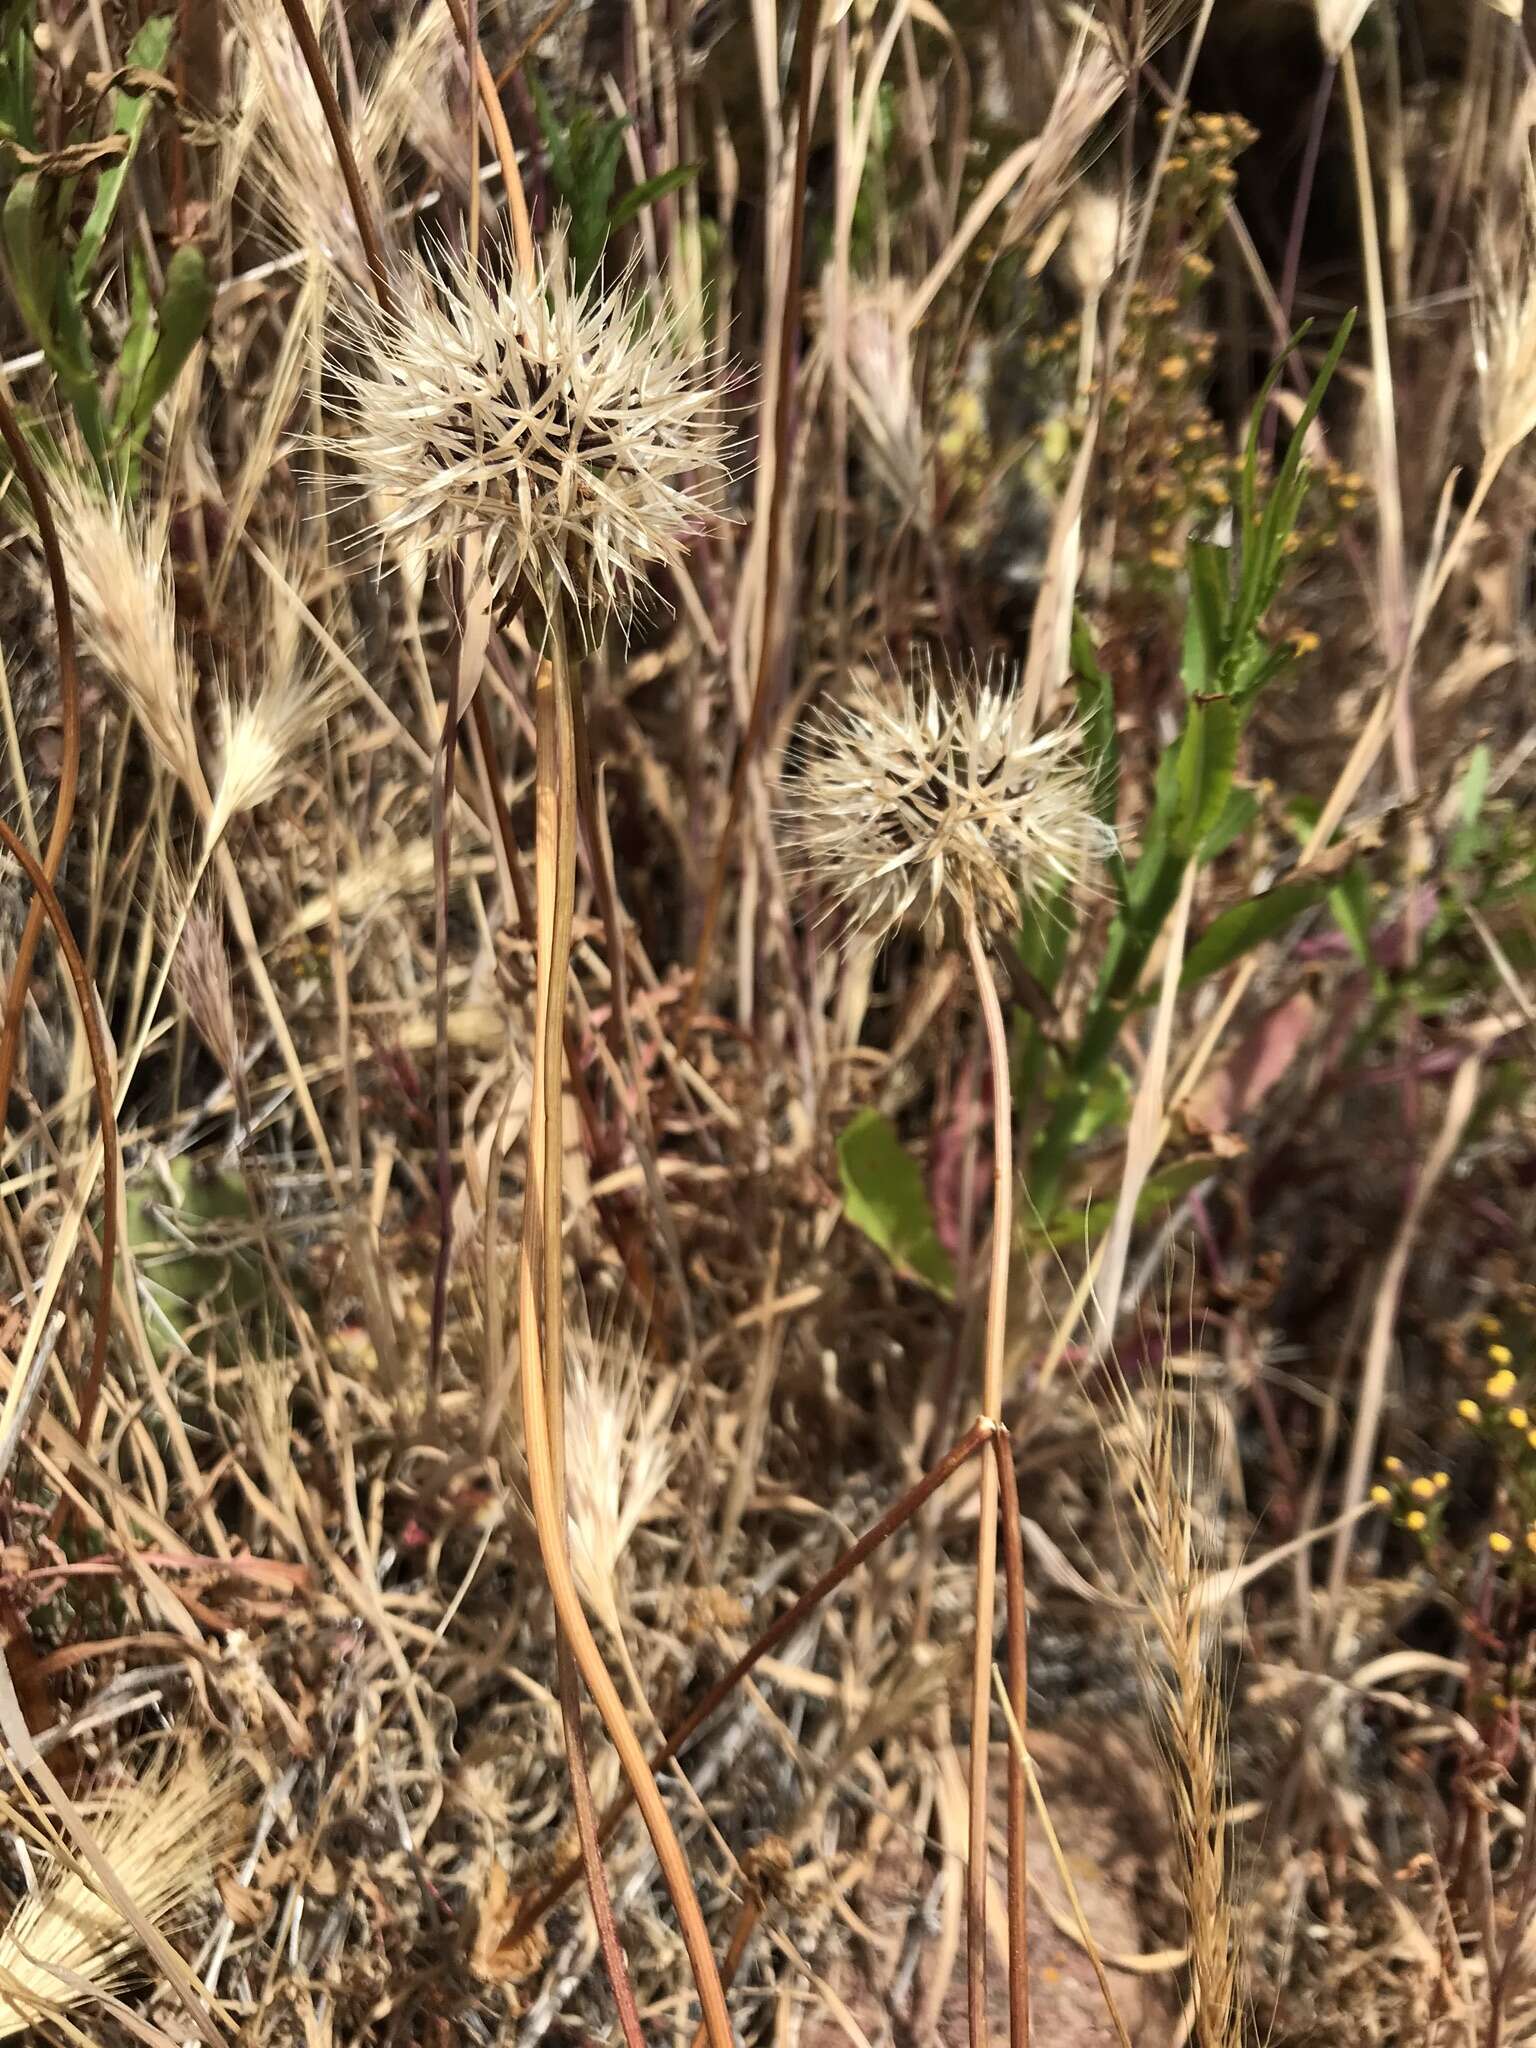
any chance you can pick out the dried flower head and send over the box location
[210,591,353,837]
[782,658,1114,947]
[335,235,731,621]
[0,1747,245,2038]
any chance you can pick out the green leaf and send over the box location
[1450,743,1492,871]
[0,0,34,153]
[610,161,698,231]
[3,169,56,348]
[837,1109,955,1298]
[1328,864,1377,973]
[1180,878,1325,987]
[117,241,212,439]
[125,1155,274,1361]
[1199,784,1258,861]
[1035,1155,1218,1251]
[1181,540,1229,696]
[1174,696,1240,855]
[71,13,172,291]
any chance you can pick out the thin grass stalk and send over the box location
[680,0,823,1041]
[0,386,81,1142]
[0,823,116,1470]
[442,0,537,273]
[994,1430,1030,2048]
[514,1417,994,1937]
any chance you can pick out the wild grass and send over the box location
[0,3,1528,2047]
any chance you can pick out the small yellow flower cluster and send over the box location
[1372,1462,1449,1536]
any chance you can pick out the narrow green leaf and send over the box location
[1450,743,1492,871]
[71,13,171,289]
[1199,784,1259,861]
[1071,613,1120,832]
[3,169,55,347]
[119,242,212,437]
[1181,540,1229,696]
[610,161,699,230]
[1328,864,1377,973]
[1180,878,1324,987]
[837,1108,955,1298]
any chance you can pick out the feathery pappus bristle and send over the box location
[781,655,1114,948]
[333,231,733,622]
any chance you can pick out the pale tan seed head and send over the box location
[52,480,201,798]
[1314,0,1372,58]
[334,231,733,623]
[1474,171,1536,463]
[0,1747,246,2040]
[782,656,1114,950]
[563,1322,677,1640]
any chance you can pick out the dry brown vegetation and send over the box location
[0,2,1531,2045]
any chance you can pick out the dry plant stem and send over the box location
[556,1638,647,2048]
[0,387,80,1137]
[0,822,116,1466]
[515,1417,995,1938]
[687,1899,763,2048]
[963,911,1012,2048]
[516,601,730,2045]
[680,0,822,1040]
[274,0,394,312]
[442,0,536,273]
[993,1431,1030,2048]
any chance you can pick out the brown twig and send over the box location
[0,388,81,1141]
[678,0,824,1041]
[273,0,394,312]
[441,0,536,273]
[0,820,118,1475]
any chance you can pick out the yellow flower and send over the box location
[1478,1314,1503,1336]
[1382,1456,1404,1475]
[1526,1529,1536,1555]
[1490,1531,1514,1555]
[1434,1472,1451,1491]
[1410,1476,1437,1500]
[1486,1369,1517,1400]
[1370,1485,1392,1507]
[1459,1400,1482,1422]
[1490,1344,1514,1368]
[1512,1409,1531,1431]
[1405,1510,1428,1532]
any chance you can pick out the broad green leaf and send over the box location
[1174,696,1240,855]
[1180,878,1325,986]
[838,1108,955,1298]
[72,14,172,290]
[125,1155,273,1360]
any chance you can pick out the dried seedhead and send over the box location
[563,1322,678,1640]
[0,1747,246,2039]
[782,655,1113,949]
[334,233,733,622]
[1474,173,1536,464]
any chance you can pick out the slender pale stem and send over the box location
[962,910,1015,2048]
